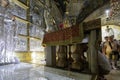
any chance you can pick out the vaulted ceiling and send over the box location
[1,0,119,27]
[76,0,110,23]
[54,0,110,23]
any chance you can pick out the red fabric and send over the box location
[59,23,64,29]
[42,25,80,44]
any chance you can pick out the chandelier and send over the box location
[63,0,71,29]
[63,11,71,28]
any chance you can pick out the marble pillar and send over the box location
[68,45,73,67]
[87,30,98,74]
[71,44,82,70]
[57,45,68,68]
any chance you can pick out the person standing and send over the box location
[108,35,119,69]
[102,36,109,55]
[102,35,119,69]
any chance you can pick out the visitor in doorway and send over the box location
[102,35,119,69]
[102,36,109,55]
[109,35,119,69]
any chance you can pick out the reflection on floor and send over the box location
[0,63,120,80]
[0,63,91,80]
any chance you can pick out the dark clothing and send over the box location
[98,51,111,75]
[109,51,119,61]
[109,51,119,67]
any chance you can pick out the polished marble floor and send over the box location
[0,63,120,80]
[0,63,91,80]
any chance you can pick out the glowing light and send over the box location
[31,52,36,59]
[105,9,110,17]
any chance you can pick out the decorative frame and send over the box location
[15,37,27,51]
[17,21,27,35]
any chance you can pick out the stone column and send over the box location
[87,30,98,74]
[71,44,82,70]
[57,45,68,68]
[68,45,73,68]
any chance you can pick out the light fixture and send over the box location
[63,0,71,29]
[105,9,110,17]
[63,11,71,28]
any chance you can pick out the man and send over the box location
[108,35,119,69]
[101,36,109,54]
[101,36,109,57]
[102,35,119,69]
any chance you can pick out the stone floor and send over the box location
[105,69,120,80]
[0,63,120,80]
[105,60,120,80]
[0,63,91,80]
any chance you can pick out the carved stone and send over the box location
[68,45,73,67]
[71,44,82,70]
[57,45,68,68]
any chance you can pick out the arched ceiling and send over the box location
[2,0,119,29]
[76,0,110,23]
[30,0,120,31]
[54,0,110,23]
